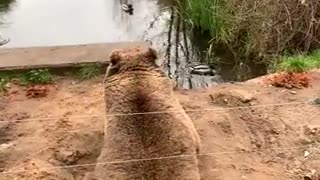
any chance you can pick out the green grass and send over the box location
[0,64,106,92]
[273,50,320,73]
[75,64,102,80]
[176,0,320,71]
[0,71,17,92]
[0,64,104,92]
[176,0,274,66]
[20,69,53,85]
[0,69,54,92]
[310,50,320,68]
[178,0,232,43]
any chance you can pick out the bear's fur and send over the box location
[91,47,201,180]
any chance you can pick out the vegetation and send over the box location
[20,69,53,85]
[0,69,54,92]
[273,50,320,73]
[0,63,105,92]
[0,0,16,12]
[75,63,102,80]
[0,75,9,92]
[175,0,320,70]
[177,0,231,43]
[0,71,16,92]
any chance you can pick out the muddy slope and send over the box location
[0,71,319,180]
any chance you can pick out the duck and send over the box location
[189,64,217,76]
[121,4,134,14]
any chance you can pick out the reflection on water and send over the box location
[0,0,15,12]
[0,0,166,47]
[0,0,266,89]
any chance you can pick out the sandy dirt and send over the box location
[0,71,320,180]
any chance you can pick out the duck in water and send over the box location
[121,0,134,15]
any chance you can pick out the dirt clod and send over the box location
[209,90,255,107]
[265,72,311,89]
[26,85,50,98]
[54,149,89,165]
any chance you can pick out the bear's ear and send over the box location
[144,47,157,61]
[110,49,121,65]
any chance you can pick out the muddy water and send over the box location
[0,0,266,89]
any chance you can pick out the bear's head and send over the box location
[105,46,158,78]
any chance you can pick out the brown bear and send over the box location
[90,46,201,180]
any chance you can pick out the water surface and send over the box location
[0,0,267,89]
[0,0,167,47]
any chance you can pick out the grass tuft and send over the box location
[20,69,53,85]
[273,50,320,73]
[0,69,54,92]
[76,64,102,80]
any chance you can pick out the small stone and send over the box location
[4,83,10,88]
[17,133,25,137]
[304,125,319,135]
[71,81,76,85]
[310,128,318,134]
[241,96,253,103]
[300,137,314,145]
[276,153,286,159]
[250,102,257,106]
[290,91,297,94]
[0,142,15,151]
[304,151,311,158]
[303,176,312,180]
[269,137,277,144]
[54,149,88,165]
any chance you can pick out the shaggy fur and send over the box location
[91,47,201,180]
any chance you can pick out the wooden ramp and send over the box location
[0,41,149,70]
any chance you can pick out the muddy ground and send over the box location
[0,71,320,180]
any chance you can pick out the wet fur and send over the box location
[92,47,201,180]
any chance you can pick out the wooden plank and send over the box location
[0,41,149,70]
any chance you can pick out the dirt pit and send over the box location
[0,71,320,180]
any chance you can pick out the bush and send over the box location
[275,55,312,73]
[309,50,320,68]
[273,50,320,73]
[176,0,320,64]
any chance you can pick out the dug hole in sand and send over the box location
[0,70,320,180]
